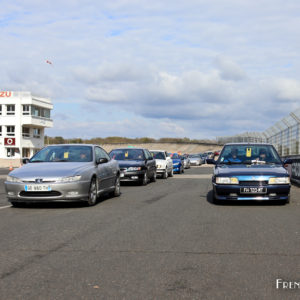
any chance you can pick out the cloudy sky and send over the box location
[1,0,300,139]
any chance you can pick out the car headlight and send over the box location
[127,167,141,171]
[268,177,290,184]
[216,177,239,184]
[59,175,82,183]
[6,175,22,183]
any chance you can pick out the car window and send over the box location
[218,145,282,164]
[30,146,93,162]
[95,147,110,161]
[150,151,165,160]
[109,149,145,160]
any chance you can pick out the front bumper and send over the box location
[5,180,91,203]
[120,170,146,182]
[213,183,290,201]
[173,165,181,172]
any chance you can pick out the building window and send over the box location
[33,128,41,138]
[6,105,15,115]
[22,105,30,115]
[32,106,40,117]
[0,126,2,136]
[7,148,16,157]
[22,127,30,138]
[6,126,15,136]
[0,105,2,115]
[22,148,31,158]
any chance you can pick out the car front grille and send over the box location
[20,191,62,197]
[239,181,268,186]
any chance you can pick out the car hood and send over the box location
[8,162,94,179]
[172,159,181,163]
[117,160,145,168]
[190,157,200,161]
[215,164,288,177]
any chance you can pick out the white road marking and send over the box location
[0,205,12,210]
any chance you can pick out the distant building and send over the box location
[0,91,53,162]
[217,108,300,156]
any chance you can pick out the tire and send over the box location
[86,178,98,206]
[150,170,157,182]
[285,195,290,204]
[162,169,168,179]
[181,166,184,173]
[141,172,148,185]
[212,190,219,204]
[111,175,121,197]
[169,168,174,177]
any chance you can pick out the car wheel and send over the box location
[162,169,168,179]
[87,178,97,206]
[181,166,184,173]
[212,190,219,204]
[285,195,290,204]
[169,168,174,177]
[111,175,121,197]
[151,170,157,182]
[141,172,148,185]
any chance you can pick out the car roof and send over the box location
[111,148,147,151]
[45,144,96,147]
[224,143,272,146]
[149,150,166,152]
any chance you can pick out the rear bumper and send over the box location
[213,183,290,201]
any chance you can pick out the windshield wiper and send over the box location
[53,159,69,162]
[30,160,44,163]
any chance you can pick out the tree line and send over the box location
[44,136,220,145]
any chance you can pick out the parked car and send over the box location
[109,148,156,185]
[189,154,203,166]
[182,154,191,169]
[207,143,292,204]
[150,150,173,178]
[169,153,184,174]
[5,144,121,206]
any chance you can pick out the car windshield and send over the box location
[110,149,145,160]
[30,146,93,162]
[170,153,181,159]
[150,151,166,160]
[218,145,282,165]
[190,155,200,158]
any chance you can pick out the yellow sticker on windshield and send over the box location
[246,148,251,157]
[125,151,128,158]
[64,152,69,159]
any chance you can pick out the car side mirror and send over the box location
[97,158,108,164]
[283,158,292,165]
[206,158,216,164]
[23,158,30,164]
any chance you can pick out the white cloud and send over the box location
[1,0,300,139]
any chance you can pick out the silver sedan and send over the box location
[5,144,121,206]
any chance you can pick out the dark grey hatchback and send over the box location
[207,143,292,204]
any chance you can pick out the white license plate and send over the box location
[240,187,267,194]
[25,185,52,192]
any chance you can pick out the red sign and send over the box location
[4,138,15,146]
[0,91,12,97]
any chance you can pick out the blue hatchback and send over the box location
[169,153,184,174]
[207,143,292,204]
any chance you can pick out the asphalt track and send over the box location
[0,166,300,299]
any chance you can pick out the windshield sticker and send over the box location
[246,148,252,157]
[221,157,224,162]
[64,152,69,159]
[125,151,128,158]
